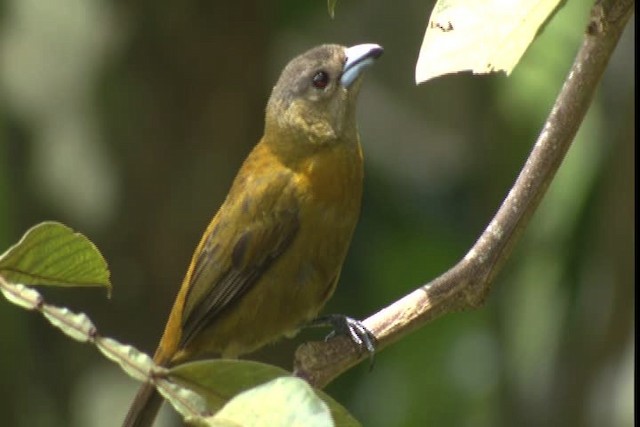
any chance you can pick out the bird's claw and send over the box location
[311,314,377,369]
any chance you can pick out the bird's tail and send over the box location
[121,381,164,427]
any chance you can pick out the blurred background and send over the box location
[0,0,634,426]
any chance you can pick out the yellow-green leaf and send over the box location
[169,359,360,427]
[156,377,210,422]
[0,280,42,310]
[203,377,333,427]
[0,221,111,292]
[415,0,564,83]
[95,337,157,383]
[43,305,96,342]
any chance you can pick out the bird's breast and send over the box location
[288,142,364,288]
[295,142,364,216]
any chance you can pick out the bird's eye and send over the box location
[312,71,330,89]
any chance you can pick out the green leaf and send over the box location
[415,0,564,83]
[202,377,333,427]
[0,221,111,292]
[169,359,290,412]
[169,359,361,427]
[327,0,337,19]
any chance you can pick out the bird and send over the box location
[122,43,383,427]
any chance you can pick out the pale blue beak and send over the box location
[340,43,383,88]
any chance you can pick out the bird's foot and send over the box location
[309,314,376,369]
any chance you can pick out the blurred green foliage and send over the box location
[0,0,633,426]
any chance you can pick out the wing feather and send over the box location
[178,171,299,349]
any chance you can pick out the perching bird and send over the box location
[122,43,383,427]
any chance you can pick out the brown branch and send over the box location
[294,0,635,388]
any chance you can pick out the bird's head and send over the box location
[265,43,383,148]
